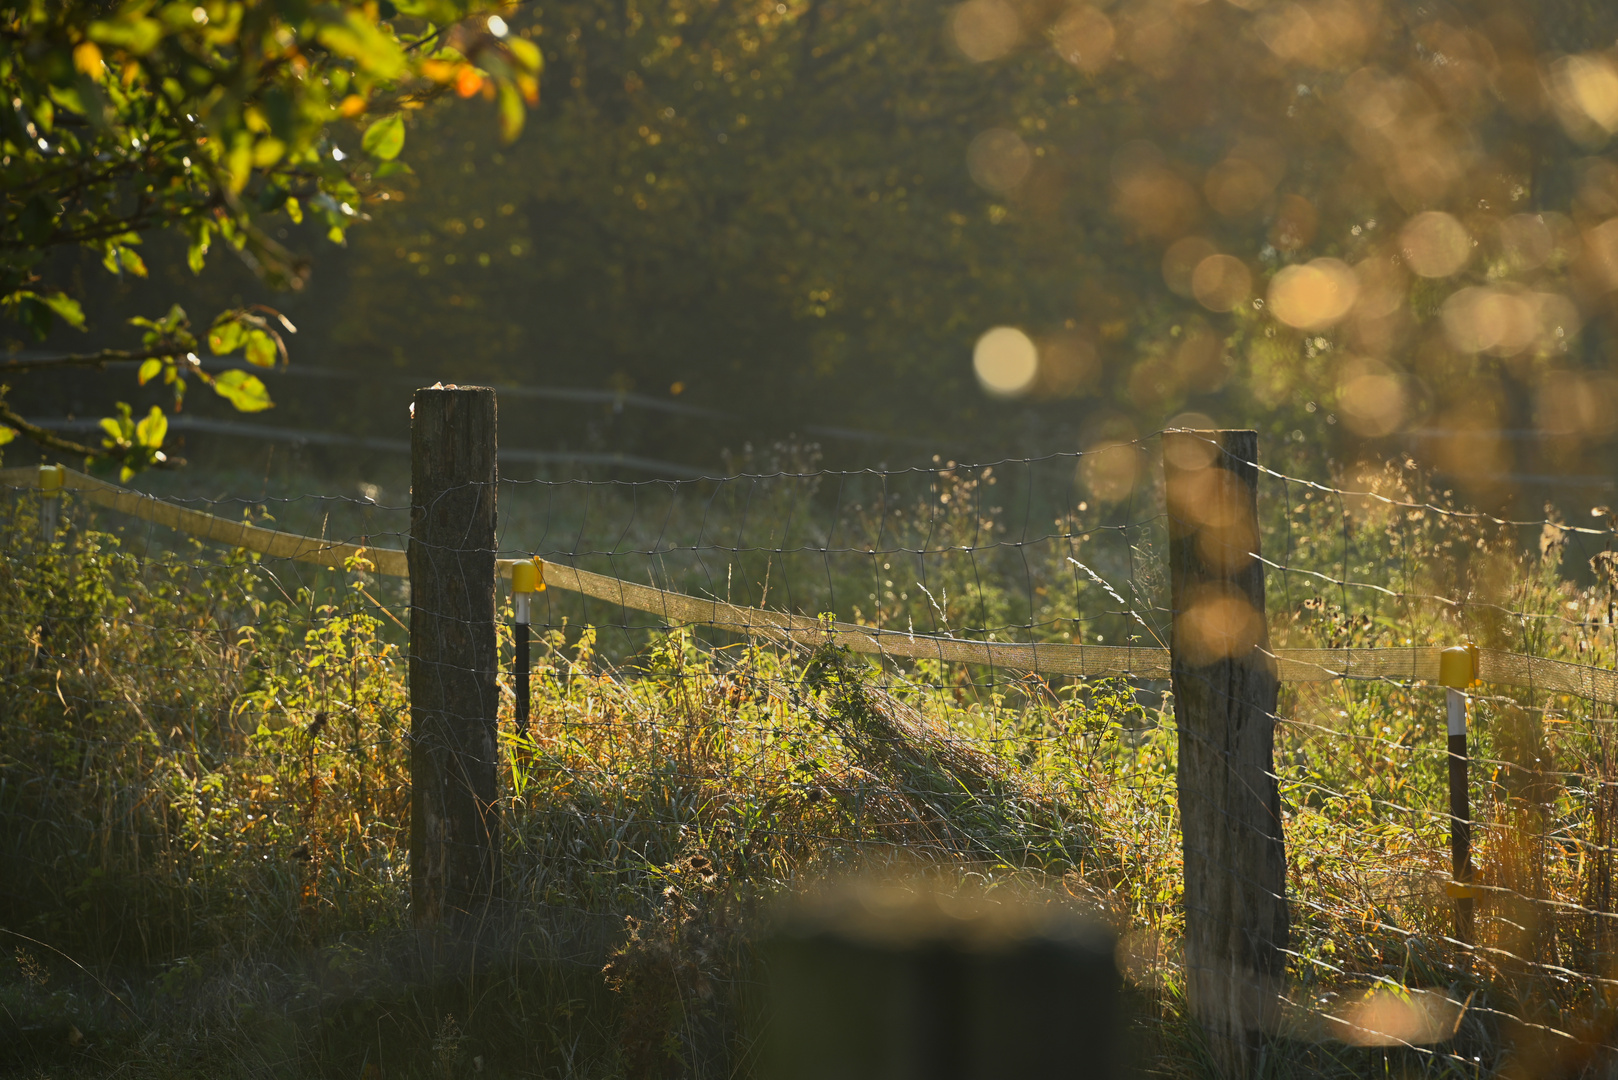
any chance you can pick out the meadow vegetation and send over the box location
[4,459,1618,1078]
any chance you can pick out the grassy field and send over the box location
[4,460,1618,1078]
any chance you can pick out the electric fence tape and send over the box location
[8,465,1616,704]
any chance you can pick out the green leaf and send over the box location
[213,370,273,412]
[506,37,543,73]
[0,426,15,447]
[362,114,406,161]
[497,82,525,143]
[137,358,163,385]
[374,161,414,180]
[47,83,88,118]
[245,330,278,368]
[209,318,247,355]
[225,141,252,194]
[317,14,408,79]
[187,221,213,274]
[38,292,86,329]
[103,245,148,278]
[135,406,167,448]
[87,17,164,54]
[100,416,127,441]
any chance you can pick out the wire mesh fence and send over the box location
[6,424,1618,1076]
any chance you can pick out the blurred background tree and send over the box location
[10,0,1618,506]
[0,0,538,477]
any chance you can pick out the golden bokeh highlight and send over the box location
[1175,583,1265,666]
[951,0,1021,62]
[1334,356,1407,437]
[1267,258,1358,330]
[1428,394,1510,495]
[1050,5,1115,74]
[1576,217,1618,294]
[1549,54,1618,143]
[1167,463,1258,575]
[1117,5,1185,79]
[1341,67,1475,209]
[1268,193,1318,253]
[1162,424,1219,471]
[1034,331,1100,397]
[1204,137,1286,217]
[1079,440,1142,503]
[1399,211,1473,278]
[1440,287,1578,357]
[973,326,1039,397]
[1191,254,1252,312]
[1328,988,1464,1047]
[1537,371,1618,438]
[1112,141,1200,239]
[1163,236,1218,297]
[1348,254,1406,321]
[1497,213,1566,272]
[967,128,1033,194]
[1254,1,1374,70]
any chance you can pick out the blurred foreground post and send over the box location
[1440,644,1477,944]
[761,888,1119,1080]
[1164,429,1289,1076]
[409,386,501,928]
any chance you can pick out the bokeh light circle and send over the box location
[1399,211,1473,278]
[973,326,1039,397]
[1191,254,1252,312]
[967,128,1033,194]
[1267,257,1359,329]
[951,0,1020,62]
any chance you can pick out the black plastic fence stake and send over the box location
[1441,644,1477,944]
[512,560,541,737]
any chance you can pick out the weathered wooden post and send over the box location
[1163,429,1289,1075]
[409,386,501,927]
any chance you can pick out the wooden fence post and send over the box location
[409,386,501,927]
[1163,429,1289,1076]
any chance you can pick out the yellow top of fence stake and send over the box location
[511,558,543,594]
[37,464,64,495]
[1439,643,1477,689]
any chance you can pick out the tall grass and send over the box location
[4,460,1618,1078]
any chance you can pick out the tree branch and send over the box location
[0,348,190,374]
[0,401,187,470]
[0,400,102,459]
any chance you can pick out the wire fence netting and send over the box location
[6,436,1618,1075]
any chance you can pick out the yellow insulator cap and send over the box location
[511,559,542,594]
[37,464,64,494]
[1439,643,1476,689]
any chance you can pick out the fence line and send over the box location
[7,464,1617,706]
[13,416,1618,1074]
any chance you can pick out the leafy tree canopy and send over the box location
[317,0,1618,490]
[0,0,539,477]
[11,0,1618,494]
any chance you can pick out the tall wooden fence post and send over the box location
[409,386,501,928]
[1163,429,1289,1076]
